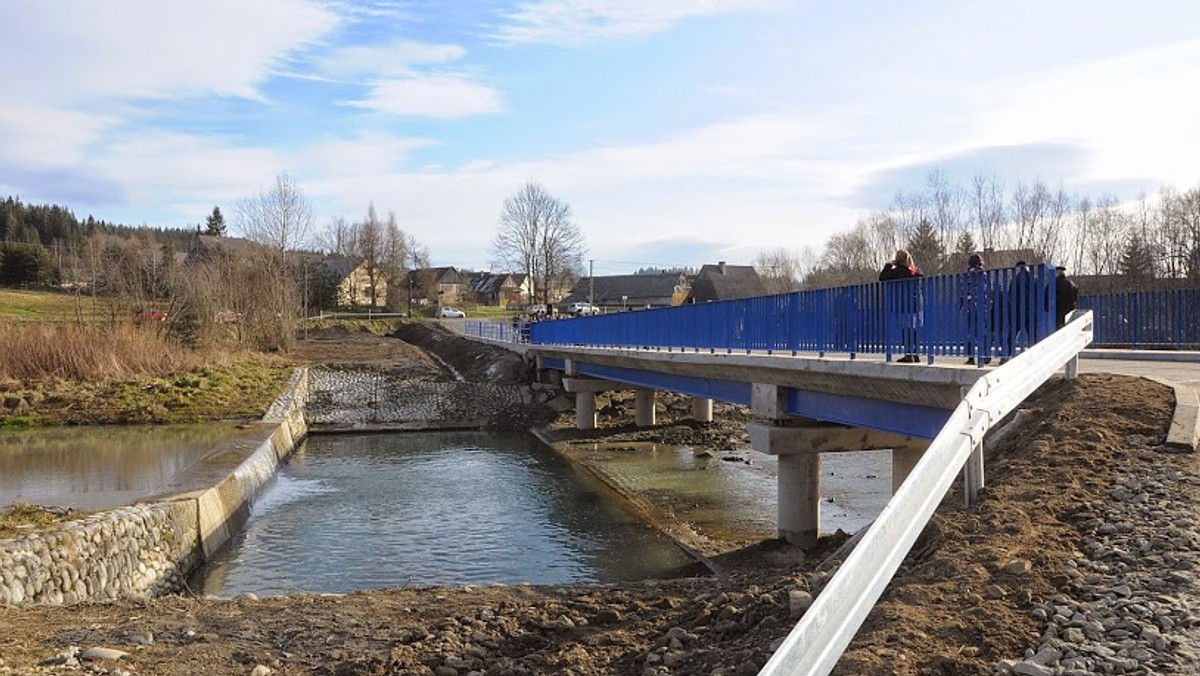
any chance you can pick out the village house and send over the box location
[407,266,462,306]
[465,271,529,308]
[683,261,767,304]
[559,271,690,312]
[318,256,385,308]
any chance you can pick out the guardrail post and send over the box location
[961,385,984,506]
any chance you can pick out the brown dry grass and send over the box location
[0,322,218,383]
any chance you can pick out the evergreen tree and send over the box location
[906,219,945,273]
[955,231,977,256]
[0,241,52,286]
[1119,232,1156,281]
[205,206,226,236]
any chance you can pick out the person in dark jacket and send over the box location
[1003,260,1047,363]
[962,253,992,365]
[1054,266,1079,329]
[879,249,923,363]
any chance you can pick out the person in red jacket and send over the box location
[878,249,923,363]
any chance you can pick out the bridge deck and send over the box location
[531,345,995,439]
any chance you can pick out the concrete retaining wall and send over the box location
[0,368,310,605]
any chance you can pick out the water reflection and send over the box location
[193,431,696,596]
[0,423,254,511]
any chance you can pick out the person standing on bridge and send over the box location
[1002,260,1044,364]
[962,253,993,365]
[1054,265,1079,329]
[879,249,924,363]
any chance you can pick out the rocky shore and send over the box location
[0,323,1192,675]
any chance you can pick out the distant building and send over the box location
[408,266,461,306]
[684,261,767,304]
[466,271,527,307]
[560,271,690,311]
[319,256,384,308]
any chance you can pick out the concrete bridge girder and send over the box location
[747,421,931,547]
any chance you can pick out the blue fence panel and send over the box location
[522,263,1062,361]
[1082,287,1200,349]
[463,275,1197,354]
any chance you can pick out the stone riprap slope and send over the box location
[306,367,563,430]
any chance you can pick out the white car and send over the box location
[438,306,466,318]
[567,302,600,316]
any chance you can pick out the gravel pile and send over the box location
[995,438,1200,675]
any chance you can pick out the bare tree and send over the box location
[925,169,966,270]
[1087,197,1132,276]
[355,203,385,308]
[236,172,314,254]
[1032,184,1071,264]
[380,211,410,310]
[1010,179,1051,251]
[754,247,806,294]
[491,181,586,304]
[234,171,314,350]
[891,189,928,246]
[1066,196,1094,273]
[1160,187,1200,279]
[321,215,357,257]
[970,173,1006,251]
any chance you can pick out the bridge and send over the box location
[464,266,1200,675]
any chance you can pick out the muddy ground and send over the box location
[0,322,1181,675]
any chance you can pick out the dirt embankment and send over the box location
[0,325,1184,675]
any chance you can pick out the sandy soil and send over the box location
[0,323,1177,675]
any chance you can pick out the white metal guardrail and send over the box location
[759,310,1095,676]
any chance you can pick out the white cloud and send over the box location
[345,74,505,118]
[971,40,1200,189]
[0,107,116,165]
[0,0,337,104]
[492,0,783,45]
[298,133,435,177]
[89,131,289,218]
[317,41,468,78]
[297,112,862,267]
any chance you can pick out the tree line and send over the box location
[755,171,1200,292]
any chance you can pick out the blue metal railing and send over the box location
[1082,287,1200,349]
[465,264,1064,365]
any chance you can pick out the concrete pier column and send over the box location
[575,392,597,430]
[749,420,930,547]
[892,446,925,494]
[777,453,821,547]
[635,389,656,427]
[690,397,713,423]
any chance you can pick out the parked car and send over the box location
[135,308,168,322]
[566,302,600,317]
[438,306,466,318]
[213,310,243,324]
[526,304,548,318]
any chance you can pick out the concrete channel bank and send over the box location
[0,369,311,606]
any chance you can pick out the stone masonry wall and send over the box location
[0,500,199,605]
[0,368,310,606]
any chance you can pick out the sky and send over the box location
[3,1,1200,276]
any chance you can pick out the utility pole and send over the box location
[589,259,594,306]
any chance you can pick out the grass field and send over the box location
[0,289,110,322]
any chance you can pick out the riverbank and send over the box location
[0,323,1191,675]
